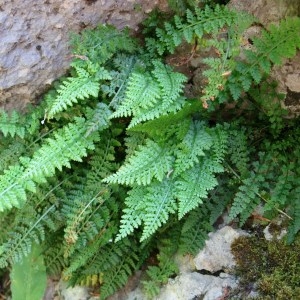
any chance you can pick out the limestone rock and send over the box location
[228,0,300,26]
[229,0,300,118]
[272,52,300,117]
[193,226,247,273]
[157,272,236,300]
[125,272,236,300]
[0,0,168,110]
[59,281,90,300]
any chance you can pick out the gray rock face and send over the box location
[157,272,237,300]
[229,0,300,118]
[193,226,247,273]
[229,0,300,26]
[0,0,167,110]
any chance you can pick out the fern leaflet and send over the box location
[104,139,174,186]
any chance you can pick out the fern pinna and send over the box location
[0,4,300,299]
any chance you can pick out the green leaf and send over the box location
[104,139,174,185]
[11,244,47,300]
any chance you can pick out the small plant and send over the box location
[231,233,300,299]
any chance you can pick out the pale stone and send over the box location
[0,0,168,110]
[193,226,247,273]
[157,272,236,300]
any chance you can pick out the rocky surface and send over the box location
[1,0,299,115]
[229,0,300,117]
[53,226,246,300]
[229,0,300,26]
[0,0,168,110]
[273,52,300,117]
[193,226,248,274]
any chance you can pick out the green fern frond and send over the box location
[63,226,115,279]
[99,250,140,300]
[141,179,177,241]
[143,225,180,297]
[174,120,213,176]
[116,180,177,242]
[104,139,174,186]
[71,25,137,64]
[227,127,251,176]
[102,55,139,110]
[0,204,58,268]
[112,71,161,118]
[0,118,99,211]
[0,110,25,138]
[179,206,212,255]
[0,141,26,173]
[228,171,265,225]
[115,186,146,241]
[68,238,142,300]
[47,62,110,119]
[44,234,67,276]
[112,61,187,127]
[146,5,238,55]
[176,156,223,219]
[84,103,112,137]
[224,17,300,100]
[129,99,202,139]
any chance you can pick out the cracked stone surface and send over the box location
[0,0,168,110]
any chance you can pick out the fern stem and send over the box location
[73,189,107,235]
[226,162,292,220]
[35,176,72,207]
[26,128,56,150]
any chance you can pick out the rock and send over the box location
[157,272,236,300]
[263,221,287,241]
[193,226,247,273]
[59,281,90,300]
[173,253,195,274]
[125,272,236,300]
[228,0,300,118]
[114,226,243,300]
[228,0,300,26]
[272,52,300,118]
[0,0,168,111]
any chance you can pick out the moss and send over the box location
[230,232,300,299]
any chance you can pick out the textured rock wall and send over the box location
[229,0,300,117]
[0,0,167,110]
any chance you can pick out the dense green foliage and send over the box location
[231,232,300,299]
[0,3,300,299]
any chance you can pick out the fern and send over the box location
[0,110,25,138]
[142,230,180,298]
[0,108,42,139]
[222,17,300,101]
[47,62,110,119]
[0,204,60,268]
[0,8,300,300]
[102,55,139,110]
[179,206,213,255]
[174,120,213,176]
[104,139,174,186]
[112,61,187,127]
[0,118,99,211]
[71,25,136,64]
[176,157,223,219]
[146,5,238,55]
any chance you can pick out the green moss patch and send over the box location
[230,233,300,299]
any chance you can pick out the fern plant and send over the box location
[0,4,300,300]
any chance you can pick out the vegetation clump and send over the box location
[0,1,300,299]
[231,232,300,299]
